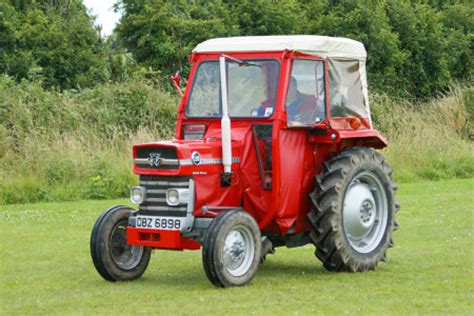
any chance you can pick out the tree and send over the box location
[0,0,109,89]
[224,0,303,35]
[439,3,473,80]
[2,0,470,96]
[387,1,452,97]
[303,0,472,97]
[115,0,238,77]
[303,0,407,95]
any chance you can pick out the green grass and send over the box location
[1,179,473,314]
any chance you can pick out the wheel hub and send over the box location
[222,225,255,277]
[111,233,129,256]
[110,222,144,270]
[342,172,389,254]
[359,199,375,226]
[224,231,246,270]
[343,183,376,239]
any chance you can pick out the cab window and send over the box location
[186,60,279,118]
[328,59,368,118]
[286,59,326,127]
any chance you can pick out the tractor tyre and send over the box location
[90,205,151,281]
[202,210,261,287]
[308,147,399,272]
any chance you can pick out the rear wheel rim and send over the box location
[342,171,389,254]
[222,225,255,277]
[110,220,144,270]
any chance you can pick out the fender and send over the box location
[338,129,388,149]
[312,128,387,149]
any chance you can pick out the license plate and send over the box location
[135,215,183,231]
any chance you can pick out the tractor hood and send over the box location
[132,138,242,177]
[132,123,272,223]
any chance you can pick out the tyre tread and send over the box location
[307,147,399,272]
[90,206,151,282]
[202,210,261,287]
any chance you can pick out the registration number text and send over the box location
[135,216,183,230]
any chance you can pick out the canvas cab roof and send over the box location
[193,35,367,61]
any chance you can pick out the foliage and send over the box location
[0,0,111,89]
[115,0,473,98]
[385,0,472,97]
[371,84,473,182]
[1,0,471,97]
[115,0,238,77]
[0,75,472,204]
[0,1,473,205]
[0,75,177,204]
[224,0,303,35]
[303,0,407,95]
[294,0,472,97]
[1,179,473,313]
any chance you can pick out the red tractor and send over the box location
[90,35,399,287]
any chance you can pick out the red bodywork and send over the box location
[127,51,387,250]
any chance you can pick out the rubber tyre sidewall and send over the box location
[202,210,261,287]
[308,148,398,272]
[339,159,394,261]
[90,205,151,281]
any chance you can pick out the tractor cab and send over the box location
[91,36,398,288]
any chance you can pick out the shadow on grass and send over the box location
[139,272,209,288]
[87,263,329,290]
[259,260,326,276]
[263,257,389,279]
[85,248,395,290]
[128,261,340,289]
[85,260,396,294]
[85,273,212,292]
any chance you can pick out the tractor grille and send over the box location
[139,175,191,217]
[135,147,178,170]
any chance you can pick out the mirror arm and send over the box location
[171,71,184,97]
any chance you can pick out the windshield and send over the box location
[186,60,279,118]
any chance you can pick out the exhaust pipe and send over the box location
[219,55,232,177]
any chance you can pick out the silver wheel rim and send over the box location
[222,225,255,277]
[342,171,388,254]
[110,220,144,270]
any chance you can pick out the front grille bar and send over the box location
[140,180,189,187]
[135,176,195,232]
[141,205,187,212]
[133,157,240,167]
[134,158,178,166]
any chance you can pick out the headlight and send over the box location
[166,188,190,206]
[130,186,146,204]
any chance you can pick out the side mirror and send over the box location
[171,71,184,97]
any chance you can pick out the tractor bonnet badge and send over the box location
[148,153,162,167]
[191,151,201,165]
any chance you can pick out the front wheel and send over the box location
[90,205,151,281]
[308,147,399,271]
[202,210,262,287]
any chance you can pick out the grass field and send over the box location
[1,179,473,314]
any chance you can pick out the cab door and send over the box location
[274,56,327,234]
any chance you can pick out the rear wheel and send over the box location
[202,210,261,287]
[90,205,151,281]
[308,147,399,271]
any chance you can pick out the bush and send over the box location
[0,76,176,204]
[0,76,472,204]
[371,84,473,182]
